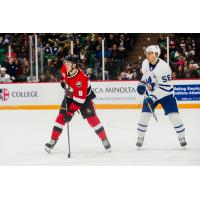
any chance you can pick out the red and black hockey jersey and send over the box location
[60,65,96,113]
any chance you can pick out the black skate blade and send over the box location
[180,142,187,149]
[136,143,143,150]
[181,146,187,150]
[105,148,111,153]
[45,147,51,153]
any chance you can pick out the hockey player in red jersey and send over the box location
[45,55,111,152]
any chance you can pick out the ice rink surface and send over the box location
[0,108,200,166]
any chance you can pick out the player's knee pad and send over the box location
[168,113,185,137]
[137,112,151,136]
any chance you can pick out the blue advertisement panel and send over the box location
[174,84,200,101]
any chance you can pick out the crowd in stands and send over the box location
[0,34,30,83]
[0,33,137,82]
[40,33,136,82]
[158,33,200,79]
[0,33,199,83]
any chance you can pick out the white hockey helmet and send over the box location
[145,45,161,58]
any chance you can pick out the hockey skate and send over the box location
[178,137,187,148]
[102,138,111,150]
[45,139,58,153]
[136,137,144,149]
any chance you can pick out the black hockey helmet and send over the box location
[64,55,79,64]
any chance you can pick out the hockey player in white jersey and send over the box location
[136,45,187,148]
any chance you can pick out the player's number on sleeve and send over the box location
[162,74,171,82]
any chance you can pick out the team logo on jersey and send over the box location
[0,88,10,101]
[76,81,82,87]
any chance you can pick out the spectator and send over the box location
[188,64,199,78]
[1,58,10,68]
[191,39,196,50]
[126,66,133,80]
[172,72,176,80]
[83,36,95,53]
[158,34,167,49]
[20,58,30,77]
[57,47,65,59]
[39,74,47,82]
[44,43,52,55]
[86,68,96,80]
[176,55,185,67]
[174,49,182,60]
[132,71,138,80]
[180,39,186,51]
[185,45,195,60]
[106,34,117,50]
[18,46,28,60]
[0,67,12,83]
[97,47,111,60]
[55,57,64,70]
[49,74,57,82]
[4,57,19,81]
[110,44,123,76]
[52,41,59,56]
[176,66,185,79]
[80,48,87,61]
[118,34,128,60]
[45,59,57,75]
[2,34,12,45]
[119,72,129,80]
[94,57,101,79]
[74,38,82,55]
[62,34,72,55]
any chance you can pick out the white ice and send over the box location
[0,109,200,165]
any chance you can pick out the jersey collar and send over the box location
[67,68,79,79]
[149,59,159,71]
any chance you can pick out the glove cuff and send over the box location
[149,95,157,103]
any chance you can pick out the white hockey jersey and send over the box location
[140,58,173,101]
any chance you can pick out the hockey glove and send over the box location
[137,84,146,95]
[144,97,154,106]
[61,81,66,89]
[144,95,157,107]
[65,88,73,99]
[61,82,73,98]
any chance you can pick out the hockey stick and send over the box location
[65,96,71,158]
[144,94,158,122]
